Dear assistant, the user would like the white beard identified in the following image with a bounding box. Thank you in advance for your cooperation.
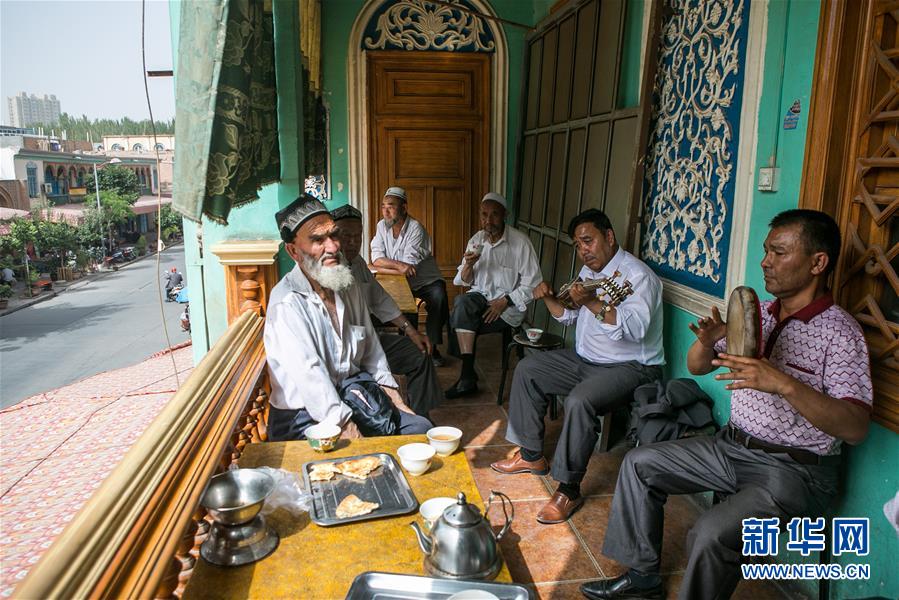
[302,252,354,292]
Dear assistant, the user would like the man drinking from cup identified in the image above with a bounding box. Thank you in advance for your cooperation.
[444,192,542,399]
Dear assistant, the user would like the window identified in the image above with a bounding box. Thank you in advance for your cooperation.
[26,163,38,197]
[133,143,144,151]
[111,143,124,151]
[154,143,165,151]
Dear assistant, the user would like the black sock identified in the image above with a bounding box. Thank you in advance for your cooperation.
[627,568,661,587]
[520,447,543,462]
[557,482,581,500]
[460,353,476,380]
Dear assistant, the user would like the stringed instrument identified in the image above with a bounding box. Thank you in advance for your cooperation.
[556,270,634,310]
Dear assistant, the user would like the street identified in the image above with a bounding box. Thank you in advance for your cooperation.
[0,247,190,408]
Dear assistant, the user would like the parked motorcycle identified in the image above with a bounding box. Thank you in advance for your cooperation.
[122,247,137,261]
[166,284,183,303]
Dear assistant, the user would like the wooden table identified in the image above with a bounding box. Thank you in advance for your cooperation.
[374,272,418,314]
[183,436,511,599]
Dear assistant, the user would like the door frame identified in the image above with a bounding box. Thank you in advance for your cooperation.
[346,0,509,257]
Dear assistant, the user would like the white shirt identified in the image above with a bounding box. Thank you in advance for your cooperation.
[452,225,541,327]
[349,255,402,324]
[264,264,397,426]
[370,217,443,290]
[555,248,665,366]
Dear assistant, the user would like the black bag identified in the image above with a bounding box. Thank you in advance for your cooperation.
[627,379,716,446]
[339,372,401,436]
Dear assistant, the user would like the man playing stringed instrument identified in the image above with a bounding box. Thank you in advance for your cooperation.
[492,208,664,524]
[584,209,872,600]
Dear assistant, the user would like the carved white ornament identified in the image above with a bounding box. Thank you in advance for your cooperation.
[364,0,495,52]
[642,0,745,285]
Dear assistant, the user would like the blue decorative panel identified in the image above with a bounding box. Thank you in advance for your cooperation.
[363,0,495,53]
[641,0,751,297]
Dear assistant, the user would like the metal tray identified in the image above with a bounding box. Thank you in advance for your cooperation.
[301,453,418,527]
[345,572,533,600]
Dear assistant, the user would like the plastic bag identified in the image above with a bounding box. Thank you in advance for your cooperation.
[228,465,313,516]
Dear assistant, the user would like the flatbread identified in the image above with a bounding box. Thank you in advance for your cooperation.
[309,463,340,482]
[335,494,380,519]
[337,456,382,480]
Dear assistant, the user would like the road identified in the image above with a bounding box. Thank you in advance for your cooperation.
[0,247,190,408]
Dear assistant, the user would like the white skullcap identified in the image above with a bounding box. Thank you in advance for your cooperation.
[384,186,407,202]
[481,192,507,210]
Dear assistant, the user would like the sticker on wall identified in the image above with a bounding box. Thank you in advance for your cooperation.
[783,99,801,130]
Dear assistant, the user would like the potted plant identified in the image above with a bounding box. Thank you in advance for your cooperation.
[0,283,12,309]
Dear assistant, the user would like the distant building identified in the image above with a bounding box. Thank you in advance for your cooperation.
[7,92,61,128]
[102,134,175,153]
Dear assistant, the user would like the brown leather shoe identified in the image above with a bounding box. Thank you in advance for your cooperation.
[490,449,549,476]
[536,490,584,524]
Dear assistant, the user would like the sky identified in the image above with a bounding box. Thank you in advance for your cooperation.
[0,0,175,124]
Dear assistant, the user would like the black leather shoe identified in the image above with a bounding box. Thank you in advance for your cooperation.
[444,378,478,399]
[431,348,446,367]
[580,573,663,600]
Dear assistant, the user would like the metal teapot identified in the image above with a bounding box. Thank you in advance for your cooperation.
[410,491,513,580]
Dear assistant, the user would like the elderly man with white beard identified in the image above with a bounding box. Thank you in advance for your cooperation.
[264,194,433,441]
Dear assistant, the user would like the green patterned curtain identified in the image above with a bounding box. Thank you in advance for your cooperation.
[174,0,280,225]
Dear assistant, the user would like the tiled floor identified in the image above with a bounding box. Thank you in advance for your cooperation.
[431,334,806,600]
[0,344,193,598]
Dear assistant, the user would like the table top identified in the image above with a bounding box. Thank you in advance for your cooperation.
[374,272,418,314]
[183,436,510,599]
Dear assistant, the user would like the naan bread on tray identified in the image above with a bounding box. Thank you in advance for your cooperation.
[337,456,382,480]
[336,494,380,519]
[309,463,341,482]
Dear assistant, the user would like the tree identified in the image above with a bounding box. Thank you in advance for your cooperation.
[35,221,79,269]
[159,205,183,241]
[29,113,174,140]
[79,191,134,253]
[85,165,140,201]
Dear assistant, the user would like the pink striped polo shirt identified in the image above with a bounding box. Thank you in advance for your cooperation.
[715,293,872,455]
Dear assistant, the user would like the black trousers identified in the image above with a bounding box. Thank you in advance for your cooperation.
[601,431,838,599]
[450,291,511,336]
[378,333,442,416]
[411,278,449,346]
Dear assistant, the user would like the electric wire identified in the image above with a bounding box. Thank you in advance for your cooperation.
[141,0,181,389]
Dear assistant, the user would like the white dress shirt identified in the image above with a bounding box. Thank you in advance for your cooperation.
[453,225,541,327]
[264,264,397,426]
[555,248,665,366]
[349,255,402,324]
[370,217,443,290]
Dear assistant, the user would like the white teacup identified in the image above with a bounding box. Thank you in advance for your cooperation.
[466,242,483,257]
[397,442,436,476]
[419,496,455,531]
[426,426,462,456]
[525,328,543,343]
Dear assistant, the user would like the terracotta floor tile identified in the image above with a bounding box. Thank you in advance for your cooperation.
[429,403,509,447]
[487,499,600,585]
[535,581,594,599]
[570,495,701,576]
[574,444,629,498]
[465,446,551,502]
[58,393,172,453]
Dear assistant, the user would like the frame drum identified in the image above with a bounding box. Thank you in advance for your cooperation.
[725,286,762,358]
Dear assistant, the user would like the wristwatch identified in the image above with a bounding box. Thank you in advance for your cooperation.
[400,321,411,332]
[503,294,514,307]
[594,301,613,320]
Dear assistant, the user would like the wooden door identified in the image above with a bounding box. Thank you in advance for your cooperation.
[367,51,490,298]
[801,0,899,433]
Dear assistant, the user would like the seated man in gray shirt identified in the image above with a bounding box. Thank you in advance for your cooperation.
[263,194,432,441]
[370,186,449,367]
[331,204,442,417]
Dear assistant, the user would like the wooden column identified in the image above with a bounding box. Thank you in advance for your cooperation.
[210,240,281,325]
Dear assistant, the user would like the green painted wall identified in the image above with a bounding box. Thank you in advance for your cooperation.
[321,0,555,211]
[661,2,898,596]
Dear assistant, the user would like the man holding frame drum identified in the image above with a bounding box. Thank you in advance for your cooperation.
[583,209,872,600]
